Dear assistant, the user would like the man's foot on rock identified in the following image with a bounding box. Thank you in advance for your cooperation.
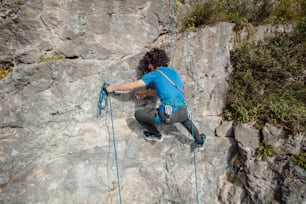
[143,131,163,142]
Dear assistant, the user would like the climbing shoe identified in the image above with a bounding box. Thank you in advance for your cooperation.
[143,131,163,142]
[197,134,206,151]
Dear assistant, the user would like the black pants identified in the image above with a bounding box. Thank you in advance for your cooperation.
[134,105,202,142]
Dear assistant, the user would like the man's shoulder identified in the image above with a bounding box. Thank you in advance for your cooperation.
[159,67,179,75]
[141,70,159,84]
[159,66,172,70]
[157,67,175,73]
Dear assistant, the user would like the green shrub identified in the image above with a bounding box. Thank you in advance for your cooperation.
[268,0,299,23]
[182,1,220,29]
[232,104,258,123]
[180,0,305,30]
[222,0,274,23]
[256,143,276,160]
[224,18,306,134]
[269,97,289,123]
[291,152,306,170]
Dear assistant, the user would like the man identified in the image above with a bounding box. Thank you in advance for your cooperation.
[106,48,206,150]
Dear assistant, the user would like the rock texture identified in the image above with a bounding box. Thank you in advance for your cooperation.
[0,1,305,204]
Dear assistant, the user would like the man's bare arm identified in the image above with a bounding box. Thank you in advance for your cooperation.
[106,80,146,92]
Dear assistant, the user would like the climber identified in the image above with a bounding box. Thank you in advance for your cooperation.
[105,48,206,150]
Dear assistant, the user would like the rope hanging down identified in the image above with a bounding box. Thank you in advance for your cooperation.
[97,1,200,203]
[168,1,200,203]
[168,0,176,66]
[191,114,200,204]
[98,82,122,204]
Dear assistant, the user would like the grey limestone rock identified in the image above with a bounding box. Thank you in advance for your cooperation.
[0,1,305,204]
[215,120,234,137]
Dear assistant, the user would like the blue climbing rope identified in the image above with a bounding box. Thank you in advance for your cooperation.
[168,0,201,202]
[168,0,176,66]
[191,116,200,204]
[98,82,123,204]
[98,83,109,116]
[108,94,123,204]
[98,82,121,115]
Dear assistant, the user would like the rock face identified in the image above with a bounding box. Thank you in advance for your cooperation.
[0,1,305,204]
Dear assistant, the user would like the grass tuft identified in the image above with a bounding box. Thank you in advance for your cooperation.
[0,66,13,79]
[181,0,305,31]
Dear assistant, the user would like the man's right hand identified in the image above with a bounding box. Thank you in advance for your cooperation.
[134,91,147,99]
[105,86,114,93]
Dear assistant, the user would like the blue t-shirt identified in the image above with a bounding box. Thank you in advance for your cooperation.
[141,67,184,101]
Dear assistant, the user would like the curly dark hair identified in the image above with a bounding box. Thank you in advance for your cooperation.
[144,48,169,68]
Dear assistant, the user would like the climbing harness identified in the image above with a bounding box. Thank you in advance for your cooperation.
[156,69,184,124]
[98,82,123,204]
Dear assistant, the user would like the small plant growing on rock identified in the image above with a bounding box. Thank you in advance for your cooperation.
[256,143,276,160]
[38,52,66,63]
[269,97,289,123]
[0,66,13,79]
[182,1,219,30]
[291,152,306,170]
[110,180,118,191]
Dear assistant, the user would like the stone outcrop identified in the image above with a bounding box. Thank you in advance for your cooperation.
[0,0,305,204]
[216,122,306,204]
